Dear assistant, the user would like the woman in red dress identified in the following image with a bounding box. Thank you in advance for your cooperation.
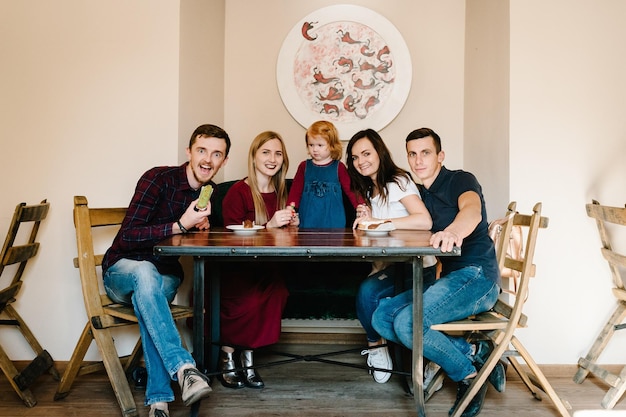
[218,131,298,389]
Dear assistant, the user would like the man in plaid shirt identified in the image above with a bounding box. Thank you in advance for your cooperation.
[102,124,230,417]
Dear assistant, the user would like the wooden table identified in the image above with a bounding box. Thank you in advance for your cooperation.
[154,227,459,417]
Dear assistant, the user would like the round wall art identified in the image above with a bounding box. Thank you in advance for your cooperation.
[276,4,412,140]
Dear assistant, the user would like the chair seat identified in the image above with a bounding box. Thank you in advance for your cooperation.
[431,299,529,332]
[431,311,510,332]
[99,303,194,328]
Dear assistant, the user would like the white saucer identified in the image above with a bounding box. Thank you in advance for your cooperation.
[358,221,395,236]
[226,225,264,235]
[364,229,392,237]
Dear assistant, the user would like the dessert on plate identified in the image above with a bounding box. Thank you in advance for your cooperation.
[357,219,395,231]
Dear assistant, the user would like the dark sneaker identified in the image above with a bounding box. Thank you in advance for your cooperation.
[473,340,506,393]
[449,378,488,417]
[179,367,212,406]
[131,366,147,391]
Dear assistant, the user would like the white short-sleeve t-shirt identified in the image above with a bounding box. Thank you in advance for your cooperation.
[370,175,437,268]
[370,175,420,219]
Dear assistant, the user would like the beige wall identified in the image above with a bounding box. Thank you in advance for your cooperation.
[222,0,466,180]
[179,0,226,170]
[510,0,626,363]
[1,1,182,359]
[464,0,510,219]
[1,0,626,367]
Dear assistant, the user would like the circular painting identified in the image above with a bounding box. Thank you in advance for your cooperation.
[277,5,412,140]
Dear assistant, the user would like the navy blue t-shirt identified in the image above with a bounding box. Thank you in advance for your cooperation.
[417,166,500,286]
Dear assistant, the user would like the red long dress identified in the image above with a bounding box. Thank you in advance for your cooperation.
[219,180,289,349]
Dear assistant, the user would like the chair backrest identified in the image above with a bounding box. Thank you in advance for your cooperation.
[490,201,518,277]
[586,199,626,291]
[73,196,128,321]
[0,200,49,289]
[495,202,549,325]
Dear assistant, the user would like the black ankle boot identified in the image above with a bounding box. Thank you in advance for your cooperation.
[240,350,264,389]
[218,350,245,389]
[449,378,488,417]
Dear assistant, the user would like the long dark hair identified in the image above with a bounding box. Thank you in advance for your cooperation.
[345,129,412,205]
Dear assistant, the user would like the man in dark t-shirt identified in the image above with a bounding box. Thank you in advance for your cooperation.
[372,128,504,417]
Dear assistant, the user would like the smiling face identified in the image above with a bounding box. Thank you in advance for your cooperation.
[350,137,380,180]
[406,135,444,188]
[185,135,228,189]
[254,138,284,179]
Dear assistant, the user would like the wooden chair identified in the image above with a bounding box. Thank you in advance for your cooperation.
[54,196,194,417]
[573,200,626,409]
[427,202,570,417]
[0,199,59,407]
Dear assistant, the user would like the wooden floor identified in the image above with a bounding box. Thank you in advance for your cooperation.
[2,344,626,417]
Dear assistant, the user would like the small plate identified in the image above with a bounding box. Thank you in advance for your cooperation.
[364,229,392,237]
[226,225,264,235]
[358,221,395,236]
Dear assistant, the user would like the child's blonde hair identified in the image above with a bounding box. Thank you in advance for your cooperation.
[306,120,343,160]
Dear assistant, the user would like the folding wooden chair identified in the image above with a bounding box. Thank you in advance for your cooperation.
[573,200,626,409]
[0,199,59,407]
[427,202,570,417]
[54,196,194,417]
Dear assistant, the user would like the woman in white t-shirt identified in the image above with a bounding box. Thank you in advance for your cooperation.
[346,128,437,384]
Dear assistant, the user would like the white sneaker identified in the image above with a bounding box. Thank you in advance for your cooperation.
[424,361,443,392]
[361,340,392,383]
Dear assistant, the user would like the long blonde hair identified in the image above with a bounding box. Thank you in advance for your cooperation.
[247,131,289,224]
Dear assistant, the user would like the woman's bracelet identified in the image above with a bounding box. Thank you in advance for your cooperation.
[177,219,189,234]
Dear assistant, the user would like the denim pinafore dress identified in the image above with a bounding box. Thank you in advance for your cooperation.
[298,160,346,228]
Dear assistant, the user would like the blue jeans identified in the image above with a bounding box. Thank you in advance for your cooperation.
[104,259,195,405]
[356,264,437,343]
[371,265,499,382]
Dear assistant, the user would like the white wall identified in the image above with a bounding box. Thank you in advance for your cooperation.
[1,0,625,367]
